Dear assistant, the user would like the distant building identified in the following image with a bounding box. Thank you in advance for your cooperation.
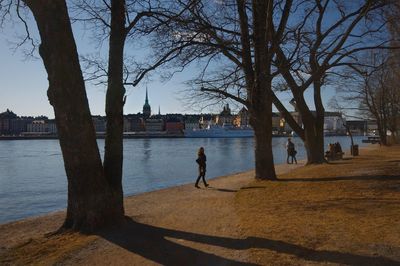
[124,114,145,132]
[165,117,184,133]
[366,120,378,135]
[236,107,250,127]
[0,109,17,135]
[132,117,146,132]
[216,104,234,126]
[279,111,346,135]
[324,112,346,135]
[27,120,48,133]
[184,115,201,130]
[145,118,164,132]
[123,117,132,132]
[10,117,33,135]
[271,113,281,132]
[92,116,106,133]
[198,114,213,128]
[47,119,57,134]
[346,120,367,135]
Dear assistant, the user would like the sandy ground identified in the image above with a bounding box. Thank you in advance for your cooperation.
[0,144,399,265]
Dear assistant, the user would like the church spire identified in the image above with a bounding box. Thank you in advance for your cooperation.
[143,87,151,119]
[158,105,161,115]
[145,87,149,105]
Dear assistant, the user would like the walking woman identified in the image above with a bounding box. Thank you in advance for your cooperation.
[286,138,298,164]
[195,147,209,188]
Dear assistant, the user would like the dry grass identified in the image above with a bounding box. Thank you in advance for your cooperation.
[236,145,400,265]
[1,232,95,265]
[1,145,399,265]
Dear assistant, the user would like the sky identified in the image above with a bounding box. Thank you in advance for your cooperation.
[0,30,195,118]
[0,34,336,119]
[0,4,338,119]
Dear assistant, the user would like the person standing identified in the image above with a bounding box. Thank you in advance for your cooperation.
[195,147,209,188]
[286,138,297,164]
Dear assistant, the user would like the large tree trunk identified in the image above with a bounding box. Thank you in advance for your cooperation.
[24,0,124,231]
[377,123,388,146]
[250,0,276,180]
[303,119,326,164]
[103,0,126,217]
[305,79,326,164]
[250,104,276,180]
[280,92,326,164]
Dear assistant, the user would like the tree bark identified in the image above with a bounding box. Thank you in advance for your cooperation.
[23,0,124,231]
[377,121,388,146]
[307,79,326,164]
[278,89,326,164]
[103,0,126,216]
[249,0,276,180]
[250,100,276,180]
[303,119,326,164]
[275,48,327,164]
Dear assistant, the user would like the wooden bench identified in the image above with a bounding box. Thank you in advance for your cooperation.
[325,151,344,161]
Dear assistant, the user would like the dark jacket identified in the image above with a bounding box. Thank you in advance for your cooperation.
[196,154,207,167]
[287,141,296,156]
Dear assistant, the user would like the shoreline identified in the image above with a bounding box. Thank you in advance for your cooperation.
[0,142,376,226]
[0,158,305,226]
[0,159,306,260]
[0,133,354,140]
[1,144,399,265]
[0,160,304,227]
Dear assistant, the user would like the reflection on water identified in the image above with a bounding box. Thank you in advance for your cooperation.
[142,139,151,163]
[0,136,366,224]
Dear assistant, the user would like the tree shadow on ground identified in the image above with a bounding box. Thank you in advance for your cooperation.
[98,218,399,265]
[208,186,238,193]
[327,157,353,163]
[279,175,400,182]
[240,186,267,190]
[196,186,268,193]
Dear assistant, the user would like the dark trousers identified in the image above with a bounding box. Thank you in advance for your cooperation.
[287,151,297,164]
[195,166,208,186]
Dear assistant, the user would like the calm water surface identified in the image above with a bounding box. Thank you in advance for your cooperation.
[0,136,366,224]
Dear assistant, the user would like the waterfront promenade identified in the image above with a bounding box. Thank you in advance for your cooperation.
[1,145,399,265]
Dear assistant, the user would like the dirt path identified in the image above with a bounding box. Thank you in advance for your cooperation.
[1,145,399,265]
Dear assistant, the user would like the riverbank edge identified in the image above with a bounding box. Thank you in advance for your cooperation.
[0,145,396,265]
[0,134,302,140]
[0,154,311,227]
[1,144,377,228]
[0,164,298,227]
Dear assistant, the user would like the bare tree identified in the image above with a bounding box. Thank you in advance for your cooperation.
[74,0,283,180]
[337,51,400,145]
[8,0,196,231]
[143,0,397,166]
[334,2,400,146]
[135,0,305,180]
[66,1,208,218]
[1,0,212,231]
[8,0,126,231]
[270,0,398,163]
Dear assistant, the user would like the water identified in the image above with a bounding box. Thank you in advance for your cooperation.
[0,136,366,224]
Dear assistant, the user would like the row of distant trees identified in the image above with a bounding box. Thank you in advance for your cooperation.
[0,0,399,231]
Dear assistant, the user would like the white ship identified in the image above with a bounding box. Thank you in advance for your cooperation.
[184,124,254,138]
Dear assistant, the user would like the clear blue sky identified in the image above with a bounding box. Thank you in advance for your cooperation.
[0,7,337,119]
[0,30,195,118]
